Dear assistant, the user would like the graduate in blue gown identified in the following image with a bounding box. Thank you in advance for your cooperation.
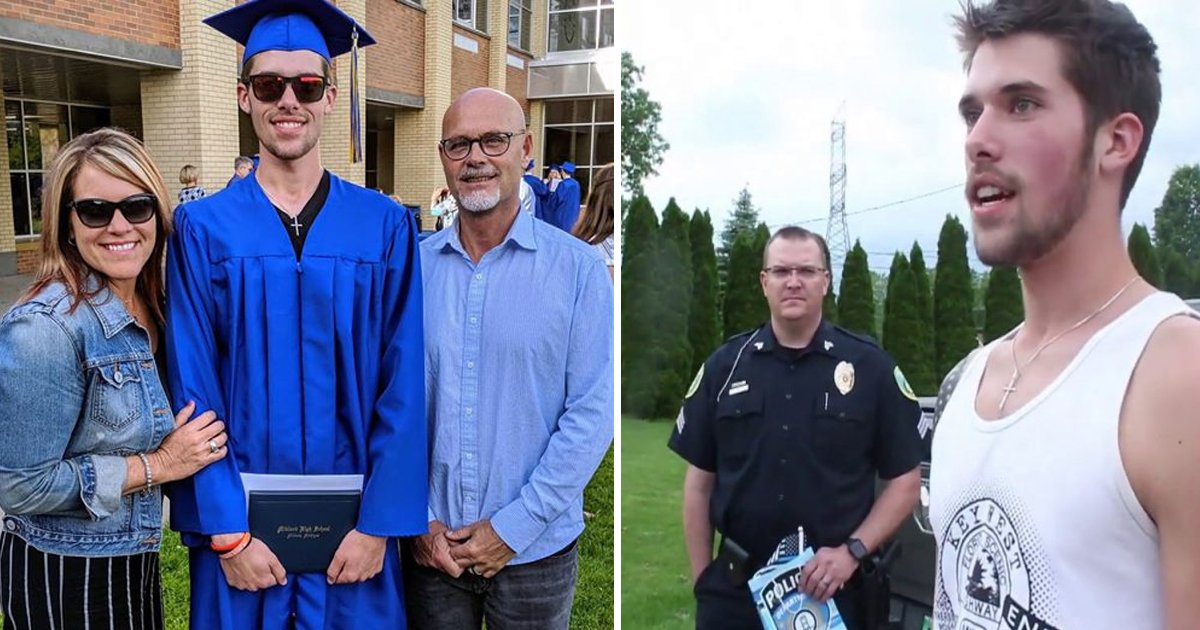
[164,1,426,628]
[549,161,582,232]
[522,159,552,223]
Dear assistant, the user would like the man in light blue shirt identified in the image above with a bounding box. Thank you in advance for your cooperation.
[406,87,613,629]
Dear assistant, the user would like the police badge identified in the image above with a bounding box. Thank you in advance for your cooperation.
[833,361,855,396]
[748,529,847,630]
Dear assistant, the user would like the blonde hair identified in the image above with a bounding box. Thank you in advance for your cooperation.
[179,164,199,185]
[572,163,614,246]
[23,127,174,324]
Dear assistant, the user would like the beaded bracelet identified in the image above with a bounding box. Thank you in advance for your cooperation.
[136,453,153,493]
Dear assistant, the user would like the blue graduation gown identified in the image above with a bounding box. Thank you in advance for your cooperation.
[523,173,551,223]
[165,174,427,630]
[550,177,582,232]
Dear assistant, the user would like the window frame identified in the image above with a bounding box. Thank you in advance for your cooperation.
[547,0,614,53]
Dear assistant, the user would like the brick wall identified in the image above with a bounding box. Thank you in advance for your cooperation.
[0,0,179,49]
[365,0,424,98]
[320,0,367,185]
[450,25,489,102]
[15,242,37,274]
[140,0,240,201]
[394,0,451,227]
[0,60,14,258]
[506,50,531,119]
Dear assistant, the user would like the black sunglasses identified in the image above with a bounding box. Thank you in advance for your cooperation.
[67,194,158,229]
[245,74,329,104]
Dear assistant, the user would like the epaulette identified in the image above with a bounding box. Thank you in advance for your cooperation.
[833,324,881,348]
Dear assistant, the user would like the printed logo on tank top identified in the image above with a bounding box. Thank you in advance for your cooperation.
[938,498,1060,630]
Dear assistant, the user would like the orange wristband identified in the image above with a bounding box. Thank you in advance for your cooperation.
[210,532,250,553]
[219,535,252,560]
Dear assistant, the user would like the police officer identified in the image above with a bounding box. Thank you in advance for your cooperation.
[669,226,923,629]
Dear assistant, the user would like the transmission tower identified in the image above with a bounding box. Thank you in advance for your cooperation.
[826,104,850,281]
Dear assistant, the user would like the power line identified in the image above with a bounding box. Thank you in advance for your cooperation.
[769,182,964,229]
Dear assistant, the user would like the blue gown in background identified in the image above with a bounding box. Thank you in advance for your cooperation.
[523,173,551,223]
[165,173,427,630]
[550,177,582,233]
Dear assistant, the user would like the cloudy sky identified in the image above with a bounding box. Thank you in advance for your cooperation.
[622,1,1200,275]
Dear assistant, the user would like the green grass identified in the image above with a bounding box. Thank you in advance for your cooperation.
[620,416,695,629]
[3,452,614,629]
[574,446,615,629]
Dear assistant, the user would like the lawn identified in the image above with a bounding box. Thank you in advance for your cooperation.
[620,416,696,629]
[3,450,615,629]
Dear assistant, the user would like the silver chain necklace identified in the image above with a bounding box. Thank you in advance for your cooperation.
[998,276,1139,413]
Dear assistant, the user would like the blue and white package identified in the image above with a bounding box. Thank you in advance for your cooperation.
[748,538,846,630]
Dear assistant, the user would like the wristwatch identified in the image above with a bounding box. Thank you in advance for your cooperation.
[846,538,869,563]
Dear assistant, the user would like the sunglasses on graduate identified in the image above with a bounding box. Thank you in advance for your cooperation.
[244,74,329,103]
[66,194,158,229]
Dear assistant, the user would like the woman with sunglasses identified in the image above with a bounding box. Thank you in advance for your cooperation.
[0,128,229,629]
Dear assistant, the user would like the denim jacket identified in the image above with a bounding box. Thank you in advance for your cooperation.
[0,278,175,556]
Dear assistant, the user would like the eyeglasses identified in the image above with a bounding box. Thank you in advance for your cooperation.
[244,74,329,104]
[67,194,158,229]
[763,265,827,281]
[438,131,527,161]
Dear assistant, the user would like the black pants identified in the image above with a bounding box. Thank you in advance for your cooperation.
[693,558,869,630]
[401,540,579,630]
[0,532,163,630]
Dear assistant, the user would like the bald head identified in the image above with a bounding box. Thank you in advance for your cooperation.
[443,88,526,135]
[438,87,532,216]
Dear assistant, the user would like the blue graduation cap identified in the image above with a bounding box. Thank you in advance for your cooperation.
[525,159,535,171]
[560,161,576,174]
[204,0,376,163]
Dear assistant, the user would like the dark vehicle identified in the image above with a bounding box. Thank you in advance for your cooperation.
[884,396,936,630]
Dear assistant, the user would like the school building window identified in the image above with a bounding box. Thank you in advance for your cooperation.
[454,0,488,32]
[548,0,614,53]
[7,99,110,238]
[508,0,533,51]
[542,97,613,193]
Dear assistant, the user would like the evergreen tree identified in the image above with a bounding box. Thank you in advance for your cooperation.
[886,263,927,399]
[934,215,977,383]
[1151,164,1200,262]
[718,187,760,271]
[619,196,660,416]
[722,228,768,336]
[908,242,936,395]
[837,240,876,339]
[1127,223,1162,288]
[651,199,694,417]
[883,254,907,352]
[882,253,906,350]
[688,209,721,376]
[1158,246,1191,296]
[621,52,670,200]
[983,266,1024,343]
[823,289,839,324]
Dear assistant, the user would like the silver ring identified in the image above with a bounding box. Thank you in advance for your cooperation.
[208,439,219,454]
[820,577,832,585]
[467,567,480,576]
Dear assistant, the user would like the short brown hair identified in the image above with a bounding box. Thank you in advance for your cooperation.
[179,164,199,185]
[763,226,831,271]
[954,0,1161,209]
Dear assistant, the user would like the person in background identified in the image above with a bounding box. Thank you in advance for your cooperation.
[179,164,208,205]
[227,155,254,187]
[431,186,457,230]
[548,161,582,233]
[523,159,551,222]
[572,162,614,278]
[0,127,227,630]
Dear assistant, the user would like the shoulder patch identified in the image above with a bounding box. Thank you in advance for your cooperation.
[894,366,918,401]
[685,364,704,399]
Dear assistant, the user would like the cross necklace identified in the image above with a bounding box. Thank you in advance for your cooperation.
[289,214,302,236]
[998,276,1139,413]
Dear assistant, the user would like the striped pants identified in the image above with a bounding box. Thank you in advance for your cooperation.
[0,532,163,630]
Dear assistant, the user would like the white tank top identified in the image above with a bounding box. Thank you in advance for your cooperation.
[929,291,1193,630]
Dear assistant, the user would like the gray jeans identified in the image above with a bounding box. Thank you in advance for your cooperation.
[402,540,579,630]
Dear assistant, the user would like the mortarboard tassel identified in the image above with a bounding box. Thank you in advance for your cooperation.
[350,26,362,164]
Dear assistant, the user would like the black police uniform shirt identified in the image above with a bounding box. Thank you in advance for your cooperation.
[668,318,923,566]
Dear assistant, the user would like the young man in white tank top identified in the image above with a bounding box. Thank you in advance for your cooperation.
[929,2,1200,629]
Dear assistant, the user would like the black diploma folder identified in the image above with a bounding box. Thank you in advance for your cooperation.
[248,490,361,574]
